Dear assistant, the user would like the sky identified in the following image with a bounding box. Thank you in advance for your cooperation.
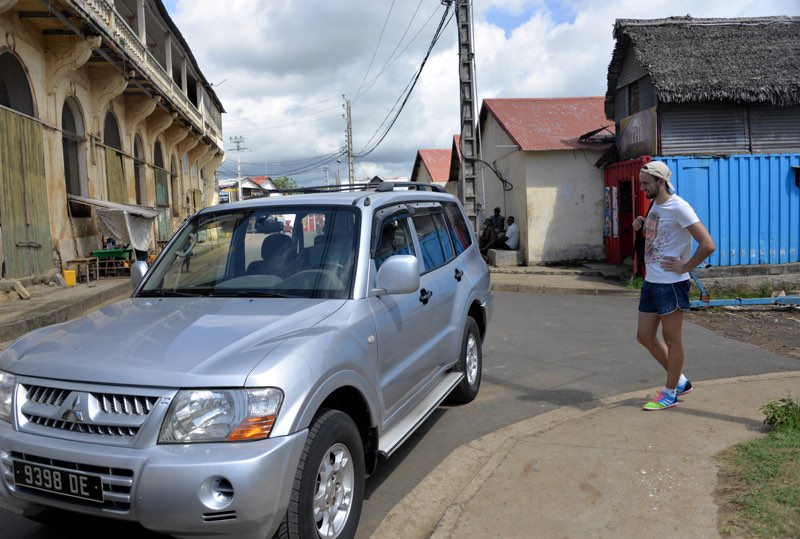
[163,0,800,185]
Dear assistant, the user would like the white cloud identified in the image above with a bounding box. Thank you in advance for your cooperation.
[169,0,800,183]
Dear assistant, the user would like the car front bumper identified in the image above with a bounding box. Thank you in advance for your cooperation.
[0,423,307,538]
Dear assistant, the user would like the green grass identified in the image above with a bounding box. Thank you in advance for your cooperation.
[716,396,800,537]
[689,282,774,300]
[626,277,774,299]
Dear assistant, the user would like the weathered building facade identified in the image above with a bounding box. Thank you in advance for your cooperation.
[0,0,223,279]
[605,16,800,268]
[477,97,613,264]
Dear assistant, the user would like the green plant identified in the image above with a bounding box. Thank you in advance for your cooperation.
[761,396,800,431]
[626,276,643,290]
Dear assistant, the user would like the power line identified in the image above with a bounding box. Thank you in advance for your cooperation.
[356,4,454,159]
[353,0,396,102]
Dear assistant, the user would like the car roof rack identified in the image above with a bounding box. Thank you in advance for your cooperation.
[266,182,445,195]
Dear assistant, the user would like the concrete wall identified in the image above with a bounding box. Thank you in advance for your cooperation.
[479,115,607,265]
[522,151,606,263]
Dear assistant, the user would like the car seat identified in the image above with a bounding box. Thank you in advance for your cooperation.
[246,234,295,277]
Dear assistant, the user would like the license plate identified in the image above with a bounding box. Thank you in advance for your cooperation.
[13,461,104,503]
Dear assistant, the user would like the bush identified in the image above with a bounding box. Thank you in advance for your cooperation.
[761,396,800,431]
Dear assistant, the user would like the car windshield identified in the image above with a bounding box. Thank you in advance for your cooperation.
[138,205,359,299]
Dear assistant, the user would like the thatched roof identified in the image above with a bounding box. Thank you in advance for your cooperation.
[605,16,800,119]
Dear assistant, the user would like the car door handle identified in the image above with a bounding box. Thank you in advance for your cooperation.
[419,288,433,305]
[454,268,463,282]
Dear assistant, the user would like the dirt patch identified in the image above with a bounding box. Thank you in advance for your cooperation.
[686,305,800,361]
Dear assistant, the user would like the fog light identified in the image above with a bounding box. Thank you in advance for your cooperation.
[199,476,234,510]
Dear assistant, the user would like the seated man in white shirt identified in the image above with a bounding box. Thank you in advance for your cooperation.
[495,216,519,250]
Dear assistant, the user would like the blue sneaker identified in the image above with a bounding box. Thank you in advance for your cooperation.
[677,379,693,396]
[643,390,677,411]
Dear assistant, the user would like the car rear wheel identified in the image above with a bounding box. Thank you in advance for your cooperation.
[275,409,364,539]
[446,316,482,404]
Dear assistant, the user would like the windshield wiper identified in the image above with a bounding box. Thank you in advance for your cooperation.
[137,289,204,298]
[209,290,289,298]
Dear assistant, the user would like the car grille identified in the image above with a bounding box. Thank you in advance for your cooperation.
[18,383,165,444]
[2,451,134,511]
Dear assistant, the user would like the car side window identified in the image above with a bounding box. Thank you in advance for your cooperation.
[374,217,415,271]
[443,201,472,255]
[411,209,455,273]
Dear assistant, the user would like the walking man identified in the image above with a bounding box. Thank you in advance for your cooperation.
[633,161,715,411]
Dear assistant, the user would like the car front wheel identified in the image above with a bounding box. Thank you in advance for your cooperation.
[276,409,364,539]
[446,316,482,404]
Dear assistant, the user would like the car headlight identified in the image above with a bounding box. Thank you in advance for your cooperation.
[0,371,16,423]
[159,388,283,443]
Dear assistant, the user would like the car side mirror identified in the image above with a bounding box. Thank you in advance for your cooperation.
[130,260,149,289]
[371,255,419,296]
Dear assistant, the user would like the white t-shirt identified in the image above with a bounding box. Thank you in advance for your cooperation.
[504,222,519,249]
[644,195,699,284]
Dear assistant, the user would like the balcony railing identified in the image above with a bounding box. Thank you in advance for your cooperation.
[75,0,223,149]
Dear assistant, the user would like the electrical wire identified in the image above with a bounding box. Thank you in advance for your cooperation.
[353,0,396,102]
[356,3,454,159]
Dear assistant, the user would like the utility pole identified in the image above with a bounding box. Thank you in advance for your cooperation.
[229,135,247,201]
[344,98,354,185]
[451,0,478,228]
[229,136,247,179]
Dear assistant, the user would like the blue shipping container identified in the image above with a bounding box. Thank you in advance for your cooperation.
[656,154,800,267]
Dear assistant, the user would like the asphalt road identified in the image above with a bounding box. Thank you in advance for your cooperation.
[2,291,799,538]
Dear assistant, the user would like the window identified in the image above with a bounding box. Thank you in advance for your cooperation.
[412,209,455,273]
[62,98,89,217]
[443,202,472,255]
[374,218,415,271]
[134,134,146,205]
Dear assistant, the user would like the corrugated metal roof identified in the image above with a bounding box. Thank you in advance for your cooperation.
[481,97,614,152]
[418,149,452,183]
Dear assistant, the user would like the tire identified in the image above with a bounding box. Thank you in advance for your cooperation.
[446,317,482,404]
[275,409,364,539]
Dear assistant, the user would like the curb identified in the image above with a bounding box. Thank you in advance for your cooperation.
[0,281,131,344]
[373,371,800,539]
[491,282,640,296]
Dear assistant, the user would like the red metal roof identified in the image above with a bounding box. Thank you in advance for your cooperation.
[417,149,452,183]
[481,97,613,152]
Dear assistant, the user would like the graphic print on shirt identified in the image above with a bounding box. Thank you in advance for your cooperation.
[644,212,664,266]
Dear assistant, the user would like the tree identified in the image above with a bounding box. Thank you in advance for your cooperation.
[273,176,297,191]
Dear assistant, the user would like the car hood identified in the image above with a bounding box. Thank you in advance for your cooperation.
[0,297,345,387]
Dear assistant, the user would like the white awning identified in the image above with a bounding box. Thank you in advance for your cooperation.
[68,195,162,251]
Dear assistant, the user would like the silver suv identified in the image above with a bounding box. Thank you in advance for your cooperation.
[0,183,492,538]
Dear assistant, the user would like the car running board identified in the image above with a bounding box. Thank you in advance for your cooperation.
[378,372,464,457]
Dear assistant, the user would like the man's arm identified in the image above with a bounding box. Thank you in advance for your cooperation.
[661,221,716,274]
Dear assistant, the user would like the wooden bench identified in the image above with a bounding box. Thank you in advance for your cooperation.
[488,249,525,267]
[65,257,100,283]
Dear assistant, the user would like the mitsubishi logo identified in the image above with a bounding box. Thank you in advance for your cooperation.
[61,394,85,423]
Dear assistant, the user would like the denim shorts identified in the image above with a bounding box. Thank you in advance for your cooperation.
[638,280,691,315]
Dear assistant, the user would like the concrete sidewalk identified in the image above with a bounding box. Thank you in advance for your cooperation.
[0,277,131,345]
[374,372,800,538]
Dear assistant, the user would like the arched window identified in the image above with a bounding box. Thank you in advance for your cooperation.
[0,52,35,116]
[133,134,146,205]
[103,110,126,203]
[62,98,89,217]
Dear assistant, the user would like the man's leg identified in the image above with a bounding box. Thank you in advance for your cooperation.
[636,312,668,370]
[659,309,685,390]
